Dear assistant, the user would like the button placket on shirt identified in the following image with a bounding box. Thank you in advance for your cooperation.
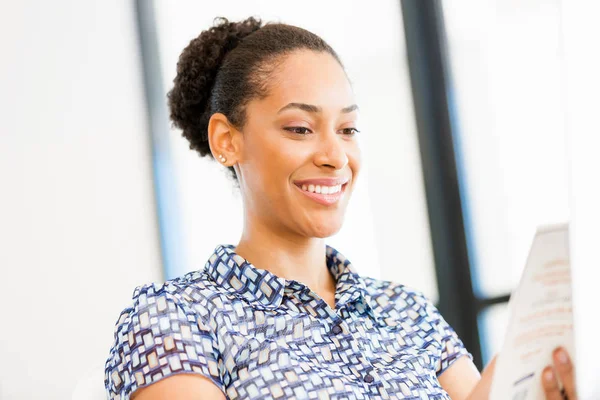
[327,304,378,386]
[346,302,380,362]
[289,280,379,387]
[351,304,384,388]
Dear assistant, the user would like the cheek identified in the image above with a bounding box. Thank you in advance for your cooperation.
[243,132,303,187]
[273,141,311,172]
[258,133,310,172]
[347,142,362,176]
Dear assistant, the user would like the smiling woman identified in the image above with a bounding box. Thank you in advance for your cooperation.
[104,16,483,400]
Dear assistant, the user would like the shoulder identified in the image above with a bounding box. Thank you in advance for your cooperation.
[361,276,472,373]
[148,268,233,304]
[360,276,449,333]
[111,269,233,333]
[362,276,436,314]
[105,271,228,398]
[105,270,224,359]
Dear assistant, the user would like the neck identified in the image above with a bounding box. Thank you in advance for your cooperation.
[235,217,335,295]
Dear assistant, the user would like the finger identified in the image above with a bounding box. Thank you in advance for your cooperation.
[541,367,563,400]
[553,348,577,399]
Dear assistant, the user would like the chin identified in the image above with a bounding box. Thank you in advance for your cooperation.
[305,219,344,238]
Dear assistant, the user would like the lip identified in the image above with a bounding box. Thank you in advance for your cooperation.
[293,177,349,186]
[293,177,350,206]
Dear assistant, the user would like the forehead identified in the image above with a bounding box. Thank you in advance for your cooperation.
[262,50,355,111]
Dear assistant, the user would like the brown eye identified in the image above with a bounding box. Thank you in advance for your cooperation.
[340,128,360,136]
[284,127,312,135]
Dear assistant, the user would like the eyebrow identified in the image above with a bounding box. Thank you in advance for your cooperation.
[277,102,359,114]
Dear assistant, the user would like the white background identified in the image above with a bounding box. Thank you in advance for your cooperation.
[0,1,162,399]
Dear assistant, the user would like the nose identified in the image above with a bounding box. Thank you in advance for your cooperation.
[313,130,349,170]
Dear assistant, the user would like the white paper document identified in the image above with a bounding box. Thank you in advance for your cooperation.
[490,223,575,400]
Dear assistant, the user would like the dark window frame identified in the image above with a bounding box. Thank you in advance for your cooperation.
[401,0,511,369]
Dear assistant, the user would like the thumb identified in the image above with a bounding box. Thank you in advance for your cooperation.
[468,356,498,400]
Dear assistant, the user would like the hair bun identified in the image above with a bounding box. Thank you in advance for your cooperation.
[168,17,262,157]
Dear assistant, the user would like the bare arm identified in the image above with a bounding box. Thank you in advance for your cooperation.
[440,347,577,400]
[438,356,485,400]
[131,374,226,400]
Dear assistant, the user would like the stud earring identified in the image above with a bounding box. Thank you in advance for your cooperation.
[218,154,227,163]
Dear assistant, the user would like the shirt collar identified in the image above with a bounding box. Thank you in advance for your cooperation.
[204,244,377,316]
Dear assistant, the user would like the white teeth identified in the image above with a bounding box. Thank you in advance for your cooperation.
[300,184,343,194]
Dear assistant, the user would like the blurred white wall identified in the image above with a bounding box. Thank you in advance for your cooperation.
[0,1,162,399]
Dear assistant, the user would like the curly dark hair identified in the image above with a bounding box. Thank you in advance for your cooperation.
[167,17,342,179]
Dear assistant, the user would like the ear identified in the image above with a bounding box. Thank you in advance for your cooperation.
[207,113,242,166]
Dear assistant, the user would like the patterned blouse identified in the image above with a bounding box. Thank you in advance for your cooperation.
[105,245,471,399]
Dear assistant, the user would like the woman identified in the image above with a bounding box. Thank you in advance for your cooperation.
[105,17,577,400]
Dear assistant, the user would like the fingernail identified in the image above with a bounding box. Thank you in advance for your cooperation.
[544,369,555,382]
[556,349,569,364]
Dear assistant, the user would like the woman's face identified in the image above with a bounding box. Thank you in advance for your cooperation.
[235,50,361,239]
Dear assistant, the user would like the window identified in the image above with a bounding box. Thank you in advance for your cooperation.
[442,0,569,362]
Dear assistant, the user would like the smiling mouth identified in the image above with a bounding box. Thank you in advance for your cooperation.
[293,179,349,206]
[299,183,343,195]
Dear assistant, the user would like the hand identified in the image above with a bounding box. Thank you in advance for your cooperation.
[541,347,577,399]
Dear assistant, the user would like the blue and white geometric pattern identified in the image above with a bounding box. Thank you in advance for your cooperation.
[105,245,471,399]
